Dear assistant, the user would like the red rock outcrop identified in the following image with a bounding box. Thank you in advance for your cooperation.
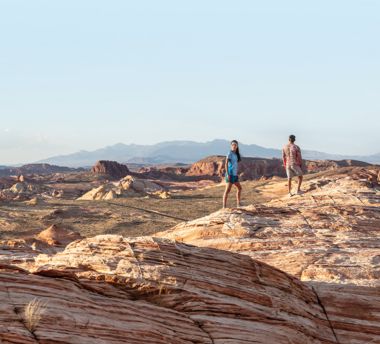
[185,156,285,180]
[0,177,15,190]
[138,166,190,180]
[186,155,373,181]
[91,160,130,179]
[305,159,370,173]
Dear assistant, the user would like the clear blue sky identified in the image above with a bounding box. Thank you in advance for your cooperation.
[0,0,379,164]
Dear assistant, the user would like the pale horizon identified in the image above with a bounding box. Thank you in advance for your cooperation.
[1,0,379,164]
[2,138,379,166]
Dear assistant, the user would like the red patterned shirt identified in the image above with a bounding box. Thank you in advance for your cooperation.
[282,143,302,167]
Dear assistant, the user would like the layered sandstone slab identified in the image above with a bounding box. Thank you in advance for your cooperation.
[311,282,380,344]
[155,167,380,343]
[0,267,210,344]
[1,235,339,344]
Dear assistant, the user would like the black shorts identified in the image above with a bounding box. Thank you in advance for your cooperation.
[225,175,239,183]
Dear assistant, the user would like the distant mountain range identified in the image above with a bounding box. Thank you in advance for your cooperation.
[36,139,380,167]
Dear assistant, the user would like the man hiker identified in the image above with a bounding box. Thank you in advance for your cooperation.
[282,134,303,197]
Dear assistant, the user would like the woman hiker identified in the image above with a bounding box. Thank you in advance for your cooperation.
[223,140,242,208]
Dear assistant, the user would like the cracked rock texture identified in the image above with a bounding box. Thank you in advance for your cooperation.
[158,167,380,343]
[159,167,380,286]
[1,236,339,343]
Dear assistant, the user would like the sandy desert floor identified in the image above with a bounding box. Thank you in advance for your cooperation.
[0,171,327,240]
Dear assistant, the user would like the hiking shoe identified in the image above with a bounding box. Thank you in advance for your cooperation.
[297,190,304,195]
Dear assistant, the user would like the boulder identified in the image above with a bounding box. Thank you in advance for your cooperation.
[78,176,165,201]
[77,185,110,200]
[23,197,39,206]
[36,224,83,246]
[119,175,163,193]
[10,182,26,193]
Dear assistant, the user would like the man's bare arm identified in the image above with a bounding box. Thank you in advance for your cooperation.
[282,149,287,168]
[298,147,303,167]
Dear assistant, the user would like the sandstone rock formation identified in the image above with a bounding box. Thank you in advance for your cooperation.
[1,166,379,343]
[186,155,373,181]
[0,235,347,343]
[305,159,370,173]
[119,175,163,193]
[0,181,42,202]
[37,224,83,247]
[311,282,380,344]
[78,175,167,200]
[138,165,190,179]
[23,197,39,206]
[91,160,130,179]
[77,184,117,200]
[186,156,285,180]
[158,167,380,287]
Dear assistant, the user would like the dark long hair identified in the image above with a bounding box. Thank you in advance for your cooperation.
[231,140,241,162]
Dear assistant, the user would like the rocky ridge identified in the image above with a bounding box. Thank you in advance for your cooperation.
[186,155,372,181]
[0,164,83,178]
[158,167,380,286]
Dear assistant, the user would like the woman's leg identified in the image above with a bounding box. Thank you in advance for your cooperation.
[235,182,242,207]
[223,183,232,208]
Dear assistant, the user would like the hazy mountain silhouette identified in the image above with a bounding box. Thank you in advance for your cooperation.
[37,139,380,167]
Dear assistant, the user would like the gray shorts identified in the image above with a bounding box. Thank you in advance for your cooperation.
[286,165,303,179]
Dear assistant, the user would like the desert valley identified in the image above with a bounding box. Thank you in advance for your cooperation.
[0,155,379,343]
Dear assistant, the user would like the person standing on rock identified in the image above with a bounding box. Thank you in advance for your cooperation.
[282,134,303,196]
[223,140,242,208]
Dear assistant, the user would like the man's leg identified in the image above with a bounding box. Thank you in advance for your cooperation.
[297,176,303,192]
[288,178,292,195]
[235,182,242,207]
[223,183,232,208]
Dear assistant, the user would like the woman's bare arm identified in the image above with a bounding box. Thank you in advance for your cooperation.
[225,157,229,179]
